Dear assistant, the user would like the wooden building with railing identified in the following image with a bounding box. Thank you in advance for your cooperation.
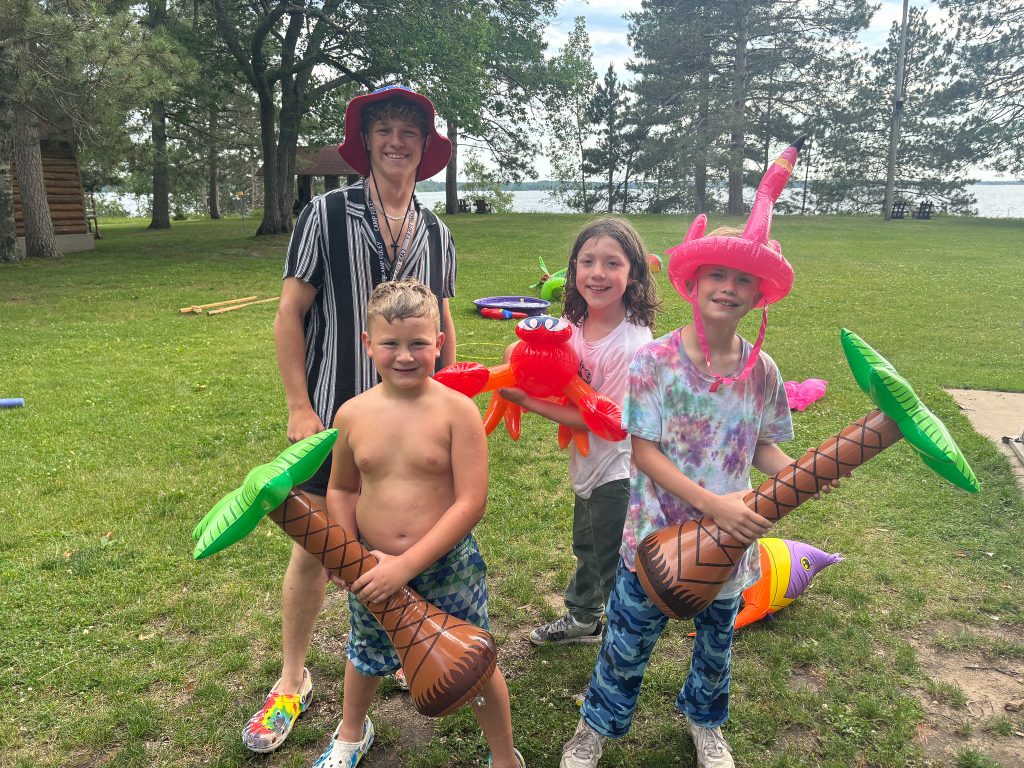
[13,124,94,255]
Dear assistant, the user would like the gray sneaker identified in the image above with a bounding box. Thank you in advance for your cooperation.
[686,717,734,768]
[530,613,601,645]
[560,718,605,768]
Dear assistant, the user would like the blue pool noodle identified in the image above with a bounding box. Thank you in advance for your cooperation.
[0,398,25,408]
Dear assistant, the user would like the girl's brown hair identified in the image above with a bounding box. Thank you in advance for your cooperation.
[562,217,660,328]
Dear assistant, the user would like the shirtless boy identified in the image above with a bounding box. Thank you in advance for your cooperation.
[316,279,524,768]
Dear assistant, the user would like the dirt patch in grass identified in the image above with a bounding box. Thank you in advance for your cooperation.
[910,622,1024,767]
[361,695,438,767]
[542,591,566,613]
[789,664,827,695]
[776,723,818,754]
[946,389,1024,495]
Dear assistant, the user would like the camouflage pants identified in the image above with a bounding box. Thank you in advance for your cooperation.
[580,560,741,738]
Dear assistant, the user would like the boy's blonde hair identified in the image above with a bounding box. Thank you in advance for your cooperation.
[366,279,440,331]
[706,226,743,237]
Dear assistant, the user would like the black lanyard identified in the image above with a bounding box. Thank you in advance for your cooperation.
[364,178,416,281]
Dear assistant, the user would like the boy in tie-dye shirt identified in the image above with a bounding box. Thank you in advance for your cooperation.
[560,140,835,768]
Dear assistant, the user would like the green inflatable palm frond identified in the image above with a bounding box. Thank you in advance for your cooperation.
[192,429,339,560]
[840,329,979,493]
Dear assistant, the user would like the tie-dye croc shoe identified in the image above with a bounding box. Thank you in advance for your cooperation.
[241,667,313,753]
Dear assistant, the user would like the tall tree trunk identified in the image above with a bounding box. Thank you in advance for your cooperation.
[728,9,748,216]
[255,90,287,235]
[445,121,459,214]
[762,87,773,172]
[0,42,17,263]
[621,159,631,214]
[147,0,170,230]
[149,100,170,229]
[577,128,587,212]
[693,53,710,213]
[208,111,220,219]
[607,160,614,213]
[12,104,60,259]
[267,76,304,235]
[0,105,20,263]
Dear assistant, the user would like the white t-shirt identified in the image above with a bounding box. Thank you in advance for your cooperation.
[567,317,654,499]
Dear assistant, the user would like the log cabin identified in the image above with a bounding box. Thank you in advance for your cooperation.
[13,128,94,255]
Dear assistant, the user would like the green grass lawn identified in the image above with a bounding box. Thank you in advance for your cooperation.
[2,213,1022,767]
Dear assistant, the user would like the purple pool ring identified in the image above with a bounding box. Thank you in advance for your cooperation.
[473,296,550,316]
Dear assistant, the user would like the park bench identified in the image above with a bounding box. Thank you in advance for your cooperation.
[473,198,492,214]
[912,201,935,220]
[458,198,471,213]
[889,201,909,219]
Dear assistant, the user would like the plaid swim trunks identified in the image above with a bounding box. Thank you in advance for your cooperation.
[347,534,490,676]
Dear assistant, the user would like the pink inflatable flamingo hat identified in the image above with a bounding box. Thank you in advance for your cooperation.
[666,136,805,391]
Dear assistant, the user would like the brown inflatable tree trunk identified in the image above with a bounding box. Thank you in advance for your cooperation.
[636,410,904,620]
[270,491,497,716]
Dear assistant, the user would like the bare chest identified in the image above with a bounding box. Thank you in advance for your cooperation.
[349,415,451,479]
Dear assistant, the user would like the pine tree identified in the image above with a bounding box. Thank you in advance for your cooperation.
[545,16,599,213]
[811,8,979,214]
[939,0,1024,175]
[628,0,870,213]
[584,65,632,213]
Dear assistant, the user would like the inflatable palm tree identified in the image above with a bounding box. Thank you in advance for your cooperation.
[636,330,979,620]
[191,431,497,717]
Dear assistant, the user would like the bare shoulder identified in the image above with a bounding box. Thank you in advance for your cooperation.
[430,381,483,430]
[332,387,380,428]
[436,381,480,413]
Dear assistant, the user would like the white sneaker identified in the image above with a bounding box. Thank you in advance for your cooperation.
[560,718,605,768]
[686,717,734,768]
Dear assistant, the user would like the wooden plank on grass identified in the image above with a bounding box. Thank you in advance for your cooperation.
[206,296,280,315]
[179,296,258,314]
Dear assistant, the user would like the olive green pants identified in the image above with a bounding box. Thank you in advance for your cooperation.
[564,478,630,626]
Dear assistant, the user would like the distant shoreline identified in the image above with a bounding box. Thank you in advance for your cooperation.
[418,179,1024,192]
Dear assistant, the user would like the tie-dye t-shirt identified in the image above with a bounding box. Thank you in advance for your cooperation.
[620,328,794,597]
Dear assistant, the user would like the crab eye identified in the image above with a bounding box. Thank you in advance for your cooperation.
[515,315,571,343]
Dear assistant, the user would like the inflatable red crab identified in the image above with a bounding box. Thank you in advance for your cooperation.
[435,316,626,456]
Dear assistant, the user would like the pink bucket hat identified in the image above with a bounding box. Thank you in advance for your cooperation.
[338,85,452,181]
[665,136,805,391]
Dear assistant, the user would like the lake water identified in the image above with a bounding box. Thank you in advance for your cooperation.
[417,184,1024,218]
[104,183,1024,219]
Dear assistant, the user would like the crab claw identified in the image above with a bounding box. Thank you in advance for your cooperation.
[571,427,590,457]
[435,361,490,397]
[558,423,572,450]
[578,393,627,442]
[504,402,522,440]
[483,391,510,435]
